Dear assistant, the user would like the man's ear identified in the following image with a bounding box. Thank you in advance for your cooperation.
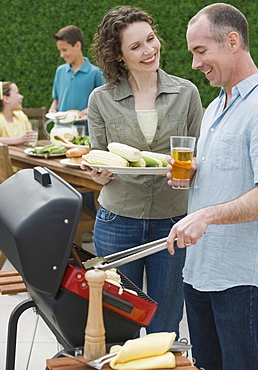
[228,31,240,52]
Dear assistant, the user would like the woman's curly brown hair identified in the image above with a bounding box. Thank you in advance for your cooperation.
[90,6,162,85]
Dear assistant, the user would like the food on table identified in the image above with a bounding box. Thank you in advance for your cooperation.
[54,135,78,148]
[69,135,90,146]
[66,146,89,157]
[54,134,90,150]
[30,143,66,158]
[65,146,89,166]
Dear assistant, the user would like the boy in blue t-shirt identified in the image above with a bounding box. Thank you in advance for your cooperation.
[49,25,105,225]
[49,25,106,134]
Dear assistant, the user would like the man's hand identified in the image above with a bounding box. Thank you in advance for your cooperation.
[167,209,209,255]
[166,155,197,186]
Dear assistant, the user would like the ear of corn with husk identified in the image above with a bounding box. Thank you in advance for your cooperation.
[141,155,162,167]
[141,151,168,167]
[129,158,146,167]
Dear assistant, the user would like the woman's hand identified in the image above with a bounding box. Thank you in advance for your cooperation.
[81,163,116,185]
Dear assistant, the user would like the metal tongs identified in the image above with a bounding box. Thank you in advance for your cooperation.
[83,237,176,271]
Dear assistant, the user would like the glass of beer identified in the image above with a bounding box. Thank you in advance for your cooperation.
[170,136,196,189]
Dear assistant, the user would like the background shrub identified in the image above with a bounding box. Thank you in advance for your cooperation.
[1,0,257,110]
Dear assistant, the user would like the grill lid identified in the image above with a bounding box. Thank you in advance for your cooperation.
[0,167,82,298]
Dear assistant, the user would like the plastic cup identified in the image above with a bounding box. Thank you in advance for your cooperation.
[27,120,39,147]
[170,136,196,189]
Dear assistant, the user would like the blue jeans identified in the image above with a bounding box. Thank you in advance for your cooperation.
[94,206,186,336]
[184,283,258,370]
[82,192,96,214]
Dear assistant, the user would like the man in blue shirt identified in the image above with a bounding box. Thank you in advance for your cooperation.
[49,25,106,134]
[167,3,258,370]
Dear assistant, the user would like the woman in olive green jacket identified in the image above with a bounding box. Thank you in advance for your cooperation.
[82,5,203,336]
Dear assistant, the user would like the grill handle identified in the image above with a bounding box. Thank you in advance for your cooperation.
[34,166,51,186]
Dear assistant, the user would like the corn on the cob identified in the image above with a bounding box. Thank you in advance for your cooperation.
[129,158,146,167]
[83,150,129,167]
[141,154,162,167]
[32,143,66,159]
[108,142,141,162]
[141,151,168,167]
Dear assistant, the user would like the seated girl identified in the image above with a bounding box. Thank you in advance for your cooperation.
[0,81,36,145]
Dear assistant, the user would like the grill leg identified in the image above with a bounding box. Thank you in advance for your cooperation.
[5,298,71,370]
[5,298,36,370]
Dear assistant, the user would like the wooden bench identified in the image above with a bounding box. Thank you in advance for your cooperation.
[0,269,27,295]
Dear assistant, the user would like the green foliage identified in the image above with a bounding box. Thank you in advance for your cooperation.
[1,0,257,109]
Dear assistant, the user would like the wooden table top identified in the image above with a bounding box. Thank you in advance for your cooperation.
[46,352,198,369]
[8,140,102,191]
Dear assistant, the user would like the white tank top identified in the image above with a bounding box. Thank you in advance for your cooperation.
[136,109,158,144]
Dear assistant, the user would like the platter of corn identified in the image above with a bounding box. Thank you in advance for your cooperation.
[82,142,169,174]
[24,143,67,159]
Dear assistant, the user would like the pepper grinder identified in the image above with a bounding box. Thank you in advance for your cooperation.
[84,268,107,360]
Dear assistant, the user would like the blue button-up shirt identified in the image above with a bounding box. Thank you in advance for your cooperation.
[183,73,258,291]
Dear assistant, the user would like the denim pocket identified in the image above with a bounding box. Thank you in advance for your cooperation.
[171,213,187,225]
[96,206,117,223]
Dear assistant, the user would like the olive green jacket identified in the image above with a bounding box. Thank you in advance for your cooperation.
[88,69,203,219]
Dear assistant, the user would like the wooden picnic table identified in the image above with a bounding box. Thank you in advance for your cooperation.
[8,140,102,191]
